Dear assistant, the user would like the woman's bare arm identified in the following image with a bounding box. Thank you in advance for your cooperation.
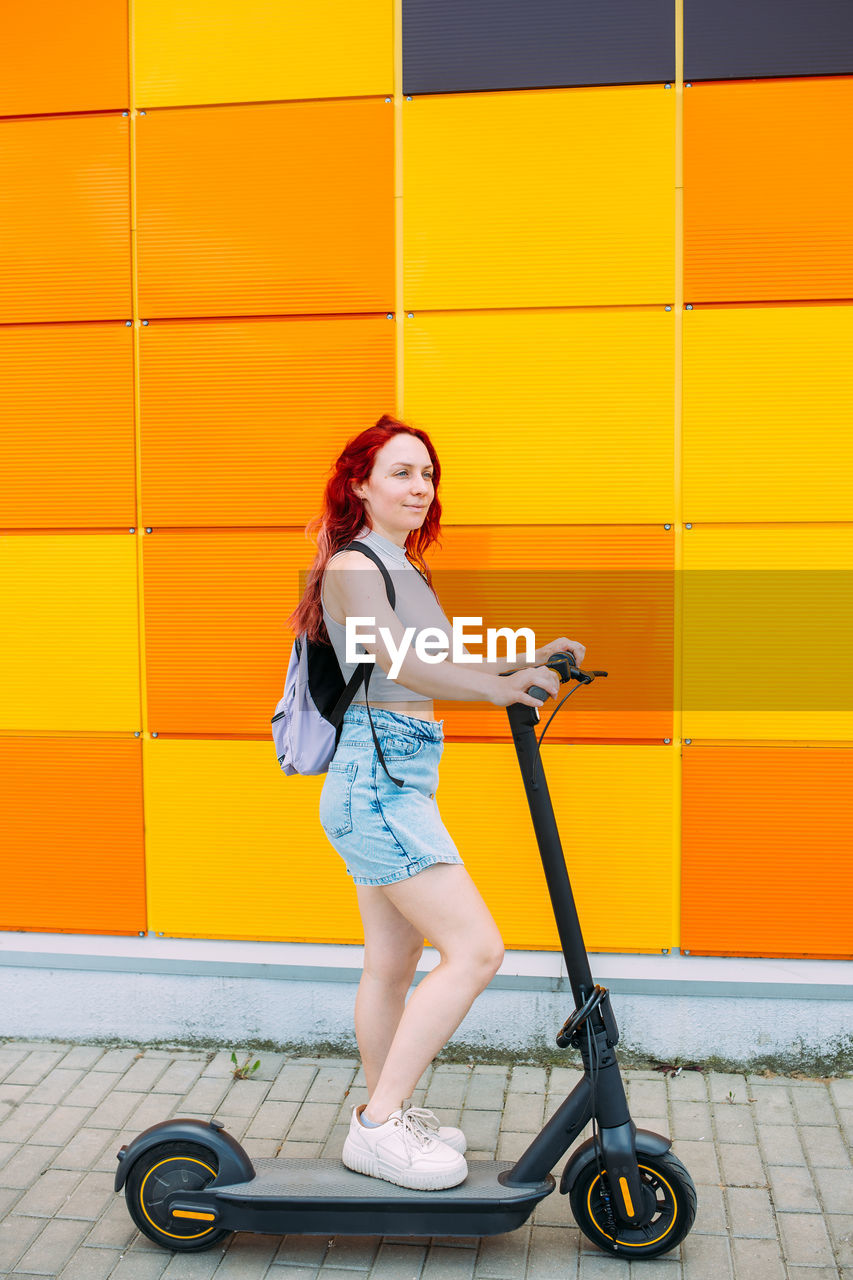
[326,554,559,707]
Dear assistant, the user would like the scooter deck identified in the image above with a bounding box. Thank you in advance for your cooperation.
[197,1158,556,1237]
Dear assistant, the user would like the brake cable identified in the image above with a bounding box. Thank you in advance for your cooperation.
[529,682,585,788]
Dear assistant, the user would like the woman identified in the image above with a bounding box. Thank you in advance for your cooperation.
[288,414,586,1191]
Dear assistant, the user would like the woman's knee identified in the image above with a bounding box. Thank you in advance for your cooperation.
[444,932,504,977]
[363,940,423,988]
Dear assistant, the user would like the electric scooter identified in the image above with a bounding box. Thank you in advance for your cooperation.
[114,653,697,1259]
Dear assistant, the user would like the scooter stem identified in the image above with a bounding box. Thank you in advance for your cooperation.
[506,700,595,1009]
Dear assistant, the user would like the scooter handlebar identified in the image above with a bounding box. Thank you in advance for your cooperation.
[527,651,608,702]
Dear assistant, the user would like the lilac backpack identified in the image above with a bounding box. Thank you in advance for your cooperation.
[271,542,404,787]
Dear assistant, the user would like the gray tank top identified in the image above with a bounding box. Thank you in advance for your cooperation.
[321,525,467,703]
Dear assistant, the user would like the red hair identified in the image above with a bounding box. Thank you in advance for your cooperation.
[287,414,444,645]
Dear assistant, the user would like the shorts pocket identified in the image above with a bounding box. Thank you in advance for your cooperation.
[320,760,357,839]
[378,733,423,760]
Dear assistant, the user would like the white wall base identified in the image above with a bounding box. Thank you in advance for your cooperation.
[1,935,850,1072]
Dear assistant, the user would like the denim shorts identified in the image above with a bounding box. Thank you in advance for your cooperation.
[318,703,465,887]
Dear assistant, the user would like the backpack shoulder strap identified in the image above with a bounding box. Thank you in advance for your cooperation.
[326,541,396,726]
[338,541,396,609]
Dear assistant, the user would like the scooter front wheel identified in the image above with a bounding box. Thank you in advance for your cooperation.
[125,1140,231,1252]
[569,1150,697,1258]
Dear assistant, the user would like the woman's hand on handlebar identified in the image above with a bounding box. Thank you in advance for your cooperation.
[536,636,586,667]
[489,666,562,708]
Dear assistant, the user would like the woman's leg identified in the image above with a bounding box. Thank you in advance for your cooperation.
[361,863,505,1124]
[353,883,426,1097]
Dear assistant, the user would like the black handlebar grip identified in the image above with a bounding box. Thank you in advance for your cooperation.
[528,686,549,702]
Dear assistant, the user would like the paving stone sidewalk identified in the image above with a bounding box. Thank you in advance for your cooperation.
[0,1041,850,1280]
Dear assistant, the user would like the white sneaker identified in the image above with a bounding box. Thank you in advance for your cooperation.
[342,1103,468,1191]
[401,1101,467,1155]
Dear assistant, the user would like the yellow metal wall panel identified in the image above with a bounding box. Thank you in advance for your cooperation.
[683,305,853,522]
[438,743,678,954]
[428,526,674,743]
[136,100,395,319]
[682,527,853,742]
[0,535,141,733]
[145,740,363,941]
[139,316,395,526]
[682,747,853,959]
[0,738,145,935]
[143,739,677,951]
[405,308,674,524]
[404,86,674,309]
[0,1,129,117]
[684,78,853,303]
[144,532,310,734]
[134,0,392,108]
[0,323,135,529]
[0,115,130,324]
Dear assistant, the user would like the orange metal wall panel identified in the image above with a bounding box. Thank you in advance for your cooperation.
[142,526,672,744]
[684,78,853,303]
[0,2,128,118]
[0,114,131,324]
[136,100,395,319]
[0,738,146,935]
[0,323,136,529]
[682,747,853,959]
[144,532,310,734]
[428,526,674,743]
[139,316,395,526]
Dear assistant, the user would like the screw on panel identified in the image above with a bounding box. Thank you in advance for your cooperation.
[129,528,135,534]
[386,313,393,320]
[407,312,414,319]
[686,83,692,88]
[661,948,670,955]
[142,319,149,325]
[385,97,391,103]
[685,304,693,311]
[125,320,132,326]
[145,527,153,533]
[406,96,413,101]
[140,110,147,115]
[138,931,145,936]
[152,732,158,738]
[122,111,128,116]
[665,305,672,311]
[684,950,691,956]
[134,731,141,737]
[685,739,692,745]
[665,84,671,90]
[664,523,671,530]
[685,523,692,529]
[664,738,671,744]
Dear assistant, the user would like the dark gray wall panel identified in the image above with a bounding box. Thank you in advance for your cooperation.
[685,0,853,80]
[402,0,675,95]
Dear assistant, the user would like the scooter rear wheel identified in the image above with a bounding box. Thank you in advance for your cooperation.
[125,1140,230,1252]
[569,1150,696,1258]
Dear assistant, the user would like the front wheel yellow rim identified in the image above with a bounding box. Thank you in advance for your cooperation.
[585,1163,679,1248]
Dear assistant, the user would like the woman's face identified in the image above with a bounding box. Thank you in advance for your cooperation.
[354,435,435,535]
